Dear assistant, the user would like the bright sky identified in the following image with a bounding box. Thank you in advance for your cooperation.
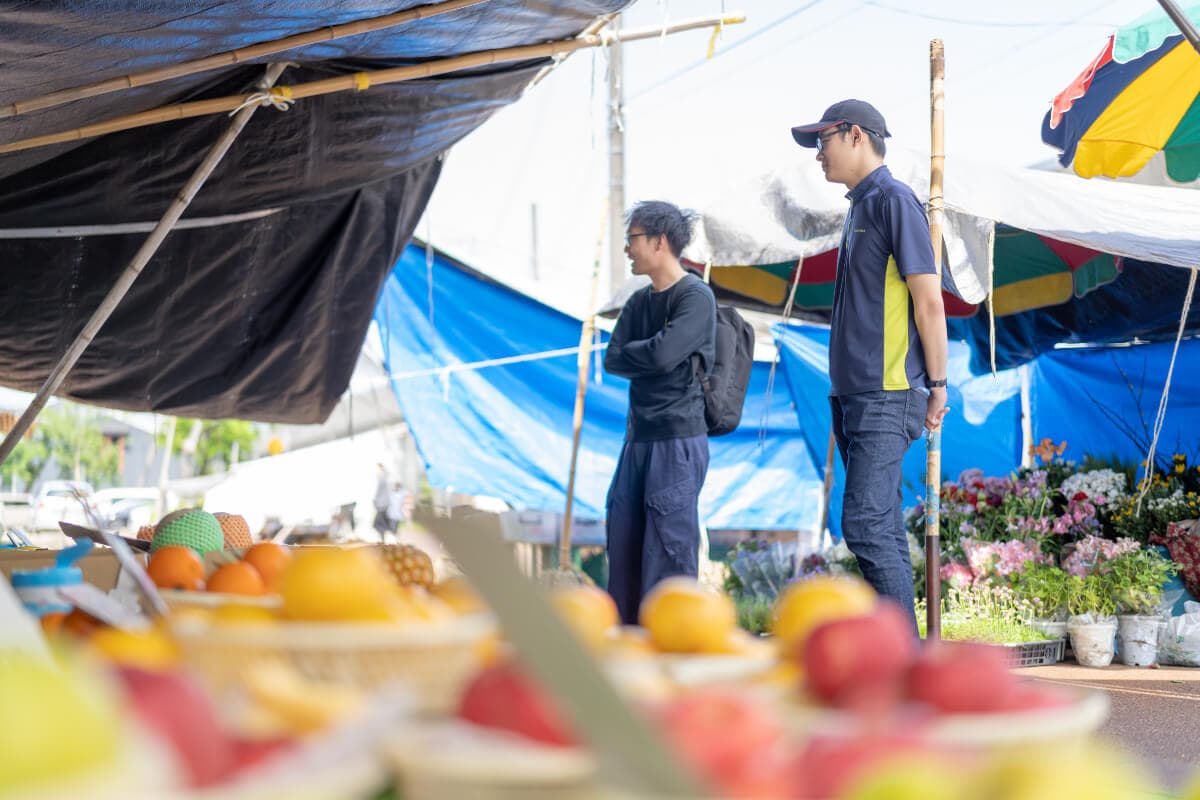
[420,0,1159,316]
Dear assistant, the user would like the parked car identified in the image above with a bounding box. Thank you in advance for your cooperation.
[31,480,98,532]
[94,487,161,533]
[0,492,34,530]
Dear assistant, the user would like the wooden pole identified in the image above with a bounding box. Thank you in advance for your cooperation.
[0,63,290,470]
[818,429,837,540]
[0,13,746,156]
[925,39,946,642]
[561,212,608,569]
[0,0,490,120]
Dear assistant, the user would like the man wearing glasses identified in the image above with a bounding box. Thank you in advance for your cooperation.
[791,100,949,631]
[603,201,717,624]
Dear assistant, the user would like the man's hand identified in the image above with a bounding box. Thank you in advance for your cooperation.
[926,386,949,431]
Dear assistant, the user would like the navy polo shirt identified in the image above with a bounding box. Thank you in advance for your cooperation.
[828,165,937,396]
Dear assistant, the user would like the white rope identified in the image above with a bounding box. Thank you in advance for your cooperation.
[388,343,607,381]
[1136,266,1199,514]
[227,88,295,116]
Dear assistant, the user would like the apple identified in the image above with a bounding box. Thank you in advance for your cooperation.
[115,666,236,787]
[655,689,793,799]
[802,602,917,710]
[456,661,577,748]
[906,642,1017,713]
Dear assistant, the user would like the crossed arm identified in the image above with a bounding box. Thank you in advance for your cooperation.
[604,288,715,379]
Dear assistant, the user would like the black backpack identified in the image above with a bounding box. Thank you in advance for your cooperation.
[694,305,755,436]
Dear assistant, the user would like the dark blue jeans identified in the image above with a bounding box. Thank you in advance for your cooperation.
[830,389,927,631]
[605,434,709,625]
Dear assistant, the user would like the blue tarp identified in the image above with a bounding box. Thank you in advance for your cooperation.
[772,322,1023,539]
[374,243,823,531]
[1032,339,1200,468]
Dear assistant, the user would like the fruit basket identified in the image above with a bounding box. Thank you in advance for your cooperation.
[170,613,494,715]
[386,720,598,800]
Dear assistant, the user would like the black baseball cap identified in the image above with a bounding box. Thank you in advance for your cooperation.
[791,99,891,148]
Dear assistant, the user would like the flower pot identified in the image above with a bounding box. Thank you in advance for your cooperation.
[1031,619,1069,640]
[1117,615,1163,667]
[1068,619,1117,667]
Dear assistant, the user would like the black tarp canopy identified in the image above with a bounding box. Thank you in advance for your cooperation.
[0,1,627,423]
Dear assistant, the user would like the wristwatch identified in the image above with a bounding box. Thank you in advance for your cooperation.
[925,378,947,389]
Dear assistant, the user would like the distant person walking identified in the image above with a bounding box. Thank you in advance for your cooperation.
[373,463,392,543]
[603,200,718,625]
[790,99,949,631]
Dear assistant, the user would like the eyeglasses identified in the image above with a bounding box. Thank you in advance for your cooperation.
[815,124,851,153]
[624,232,650,246]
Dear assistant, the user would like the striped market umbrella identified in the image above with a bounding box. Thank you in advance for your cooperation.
[1042,3,1200,182]
[682,225,1122,320]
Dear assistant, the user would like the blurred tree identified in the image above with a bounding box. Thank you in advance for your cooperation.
[0,404,119,489]
[162,419,258,476]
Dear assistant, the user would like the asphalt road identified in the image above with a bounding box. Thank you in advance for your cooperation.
[1017,662,1200,793]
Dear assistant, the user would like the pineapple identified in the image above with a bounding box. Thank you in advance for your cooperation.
[380,544,435,589]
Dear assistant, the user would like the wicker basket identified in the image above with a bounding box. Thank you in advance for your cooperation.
[170,613,493,715]
[387,721,598,800]
[158,589,282,613]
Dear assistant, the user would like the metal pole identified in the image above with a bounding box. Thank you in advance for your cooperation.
[530,203,540,281]
[1157,0,1200,54]
[607,15,627,295]
[0,62,290,470]
[925,39,946,642]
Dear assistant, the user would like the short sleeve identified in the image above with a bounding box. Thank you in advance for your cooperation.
[884,189,937,277]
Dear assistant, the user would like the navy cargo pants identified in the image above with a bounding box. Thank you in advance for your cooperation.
[605,434,709,625]
[830,389,928,634]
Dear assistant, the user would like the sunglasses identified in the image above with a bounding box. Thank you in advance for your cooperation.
[815,124,851,153]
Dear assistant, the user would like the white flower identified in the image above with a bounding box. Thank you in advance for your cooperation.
[1060,469,1128,505]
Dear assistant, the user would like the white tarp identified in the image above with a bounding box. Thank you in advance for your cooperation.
[685,149,1200,306]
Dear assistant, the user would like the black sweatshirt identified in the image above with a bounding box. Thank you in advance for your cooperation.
[604,274,717,441]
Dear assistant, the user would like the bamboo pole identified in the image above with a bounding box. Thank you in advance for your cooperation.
[925,39,946,643]
[0,13,745,156]
[561,211,609,569]
[0,0,489,120]
[0,63,290,470]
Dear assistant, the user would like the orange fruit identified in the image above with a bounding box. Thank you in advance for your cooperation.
[771,575,877,657]
[430,575,486,615]
[39,612,67,637]
[550,585,619,653]
[146,545,206,591]
[213,512,253,549]
[639,577,736,654]
[207,561,267,596]
[61,607,105,640]
[241,542,290,591]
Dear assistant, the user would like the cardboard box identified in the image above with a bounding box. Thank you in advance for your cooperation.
[0,548,129,592]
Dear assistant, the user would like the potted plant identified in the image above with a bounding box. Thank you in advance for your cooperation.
[1065,573,1118,667]
[1107,548,1178,666]
[1011,562,1070,641]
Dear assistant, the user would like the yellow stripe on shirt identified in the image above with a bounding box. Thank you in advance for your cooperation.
[883,255,911,390]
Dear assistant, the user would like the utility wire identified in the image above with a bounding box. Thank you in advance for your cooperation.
[627,0,828,103]
[860,0,1123,28]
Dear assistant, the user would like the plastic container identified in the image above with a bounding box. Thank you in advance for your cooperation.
[9,538,92,616]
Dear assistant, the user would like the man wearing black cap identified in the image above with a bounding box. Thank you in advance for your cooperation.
[792,99,948,631]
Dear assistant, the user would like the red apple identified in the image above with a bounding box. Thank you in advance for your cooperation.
[906,641,1018,713]
[655,689,793,799]
[456,661,577,748]
[802,602,918,710]
[228,736,295,775]
[114,666,236,788]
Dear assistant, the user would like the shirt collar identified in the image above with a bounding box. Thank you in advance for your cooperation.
[845,165,890,203]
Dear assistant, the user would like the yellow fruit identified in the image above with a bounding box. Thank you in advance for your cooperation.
[551,585,620,653]
[712,627,775,658]
[605,625,657,659]
[211,604,279,625]
[979,745,1154,800]
[396,585,455,623]
[87,627,180,671]
[279,547,407,622]
[772,575,877,656]
[639,577,736,654]
[842,756,969,800]
[380,544,435,589]
[430,575,486,614]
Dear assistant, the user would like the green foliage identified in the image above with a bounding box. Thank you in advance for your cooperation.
[1105,548,1177,615]
[0,405,119,489]
[1009,562,1070,620]
[162,419,258,476]
[735,595,773,636]
[916,585,1052,644]
[1065,574,1118,617]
